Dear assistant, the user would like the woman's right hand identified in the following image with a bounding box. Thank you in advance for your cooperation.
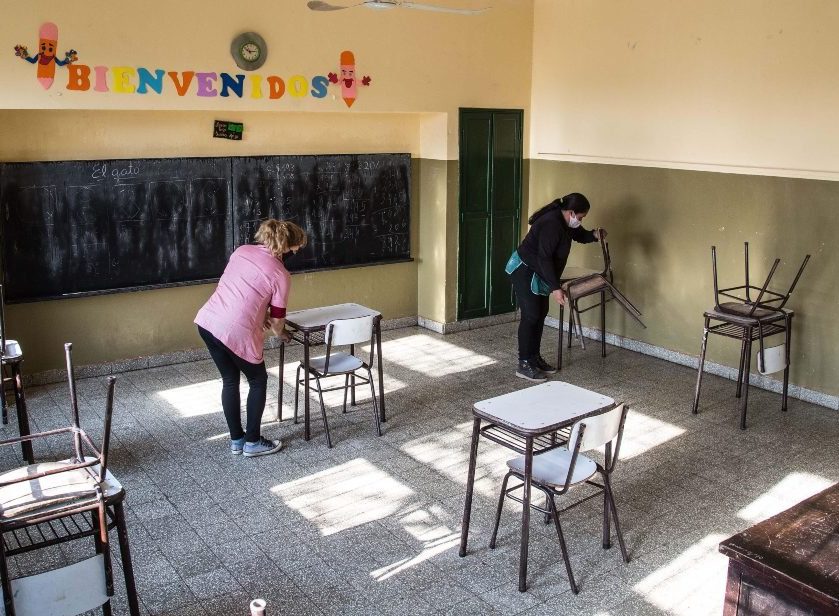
[551,289,568,306]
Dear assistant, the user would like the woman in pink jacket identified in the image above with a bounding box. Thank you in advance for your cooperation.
[195,220,307,458]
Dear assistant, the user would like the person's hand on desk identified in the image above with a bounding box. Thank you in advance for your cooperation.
[551,289,568,306]
[594,228,608,240]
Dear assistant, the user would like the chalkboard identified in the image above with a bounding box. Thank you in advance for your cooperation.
[0,153,411,302]
[232,154,410,271]
[0,158,232,302]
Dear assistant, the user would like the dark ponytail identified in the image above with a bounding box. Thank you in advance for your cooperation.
[528,193,591,225]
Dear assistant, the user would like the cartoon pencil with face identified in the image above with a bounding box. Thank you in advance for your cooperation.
[14,22,77,90]
[327,50,371,108]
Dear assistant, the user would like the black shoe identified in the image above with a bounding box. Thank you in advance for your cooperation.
[534,355,557,374]
[516,360,548,383]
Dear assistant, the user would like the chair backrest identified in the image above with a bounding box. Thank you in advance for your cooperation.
[568,403,627,454]
[326,315,375,347]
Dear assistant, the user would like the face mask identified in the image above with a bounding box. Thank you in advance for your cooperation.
[568,213,582,229]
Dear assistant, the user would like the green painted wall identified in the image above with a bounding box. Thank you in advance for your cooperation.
[529,159,838,396]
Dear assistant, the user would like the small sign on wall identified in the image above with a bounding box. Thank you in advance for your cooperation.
[213,120,243,140]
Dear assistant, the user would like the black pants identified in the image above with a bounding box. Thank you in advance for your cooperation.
[510,264,549,362]
[198,326,268,443]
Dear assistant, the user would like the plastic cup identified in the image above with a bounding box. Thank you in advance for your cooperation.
[250,599,266,616]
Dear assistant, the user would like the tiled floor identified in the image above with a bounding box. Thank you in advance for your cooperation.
[2,322,837,615]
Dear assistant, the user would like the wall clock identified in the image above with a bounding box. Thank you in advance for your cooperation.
[230,32,267,71]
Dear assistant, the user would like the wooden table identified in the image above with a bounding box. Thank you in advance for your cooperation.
[459,381,615,591]
[719,482,839,615]
[278,303,386,441]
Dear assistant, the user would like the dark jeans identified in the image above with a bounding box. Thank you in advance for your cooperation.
[198,326,268,443]
[510,264,549,362]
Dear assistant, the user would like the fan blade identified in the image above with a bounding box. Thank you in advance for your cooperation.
[402,1,489,14]
[307,1,353,10]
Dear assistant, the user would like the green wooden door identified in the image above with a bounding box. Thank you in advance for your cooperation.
[458,109,523,320]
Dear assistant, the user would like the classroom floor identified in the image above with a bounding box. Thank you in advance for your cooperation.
[2,322,837,616]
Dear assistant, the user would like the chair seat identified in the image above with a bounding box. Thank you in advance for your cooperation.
[1,339,23,361]
[0,458,121,521]
[560,266,601,282]
[562,275,607,297]
[507,449,598,488]
[307,352,364,375]
[707,304,791,326]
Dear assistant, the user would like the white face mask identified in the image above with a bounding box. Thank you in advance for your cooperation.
[568,213,582,229]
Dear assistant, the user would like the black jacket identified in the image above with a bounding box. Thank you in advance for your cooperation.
[516,208,597,292]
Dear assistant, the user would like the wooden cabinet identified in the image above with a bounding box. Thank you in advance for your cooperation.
[719,483,839,615]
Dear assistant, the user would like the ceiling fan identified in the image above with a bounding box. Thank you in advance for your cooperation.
[307,0,490,15]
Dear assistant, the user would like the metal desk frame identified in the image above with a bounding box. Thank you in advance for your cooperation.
[278,303,386,441]
[459,381,615,591]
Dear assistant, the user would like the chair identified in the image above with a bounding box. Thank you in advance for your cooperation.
[0,285,33,464]
[294,316,382,448]
[693,243,810,429]
[0,343,140,616]
[557,240,645,370]
[489,404,630,594]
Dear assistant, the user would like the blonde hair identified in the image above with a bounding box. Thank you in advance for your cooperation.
[254,219,307,259]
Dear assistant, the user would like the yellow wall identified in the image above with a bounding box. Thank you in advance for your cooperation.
[531,0,839,180]
[0,1,534,371]
[529,1,839,397]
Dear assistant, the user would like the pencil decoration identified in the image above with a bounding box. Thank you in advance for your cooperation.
[327,50,370,108]
[14,22,77,90]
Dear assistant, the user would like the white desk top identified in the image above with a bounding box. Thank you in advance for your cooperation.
[285,303,381,330]
[474,381,614,434]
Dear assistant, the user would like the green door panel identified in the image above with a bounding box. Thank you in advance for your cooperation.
[458,108,522,321]
[459,215,490,319]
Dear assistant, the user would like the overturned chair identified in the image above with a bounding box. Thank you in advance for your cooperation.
[557,239,646,370]
[0,343,140,616]
[693,242,810,429]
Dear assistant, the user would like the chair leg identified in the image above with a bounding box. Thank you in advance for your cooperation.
[293,365,301,425]
[604,474,630,563]
[489,472,511,549]
[1,365,7,426]
[349,344,357,407]
[367,369,382,437]
[574,302,586,351]
[0,532,16,616]
[314,375,332,448]
[11,364,33,464]
[549,494,578,595]
[692,316,710,414]
[92,505,114,599]
[735,335,747,399]
[567,303,574,349]
[600,290,606,358]
[557,304,564,371]
[114,502,141,616]
[782,316,792,412]
[342,375,350,413]
[740,330,753,430]
[603,479,611,549]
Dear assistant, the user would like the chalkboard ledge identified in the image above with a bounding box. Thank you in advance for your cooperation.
[6,258,415,303]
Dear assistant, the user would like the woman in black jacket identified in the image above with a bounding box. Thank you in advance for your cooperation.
[506,193,607,381]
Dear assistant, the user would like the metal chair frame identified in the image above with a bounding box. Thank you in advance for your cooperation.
[489,404,630,594]
[557,240,645,370]
[294,317,382,448]
[0,343,139,616]
[0,284,32,464]
[693,243,810,429]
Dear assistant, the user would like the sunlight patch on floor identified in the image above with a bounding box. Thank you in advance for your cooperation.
[156,380,222,417]
[737,472,834,523]
[375,334,497,377]
[271,458,415,536]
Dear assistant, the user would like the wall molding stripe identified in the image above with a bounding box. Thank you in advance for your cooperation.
[534,152,839,182]
[543,316,838,411]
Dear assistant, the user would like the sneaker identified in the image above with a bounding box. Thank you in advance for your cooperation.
[516,360,548,383]
[534,355,557,374]
[243,437,283,458]
[230,436,246,455]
